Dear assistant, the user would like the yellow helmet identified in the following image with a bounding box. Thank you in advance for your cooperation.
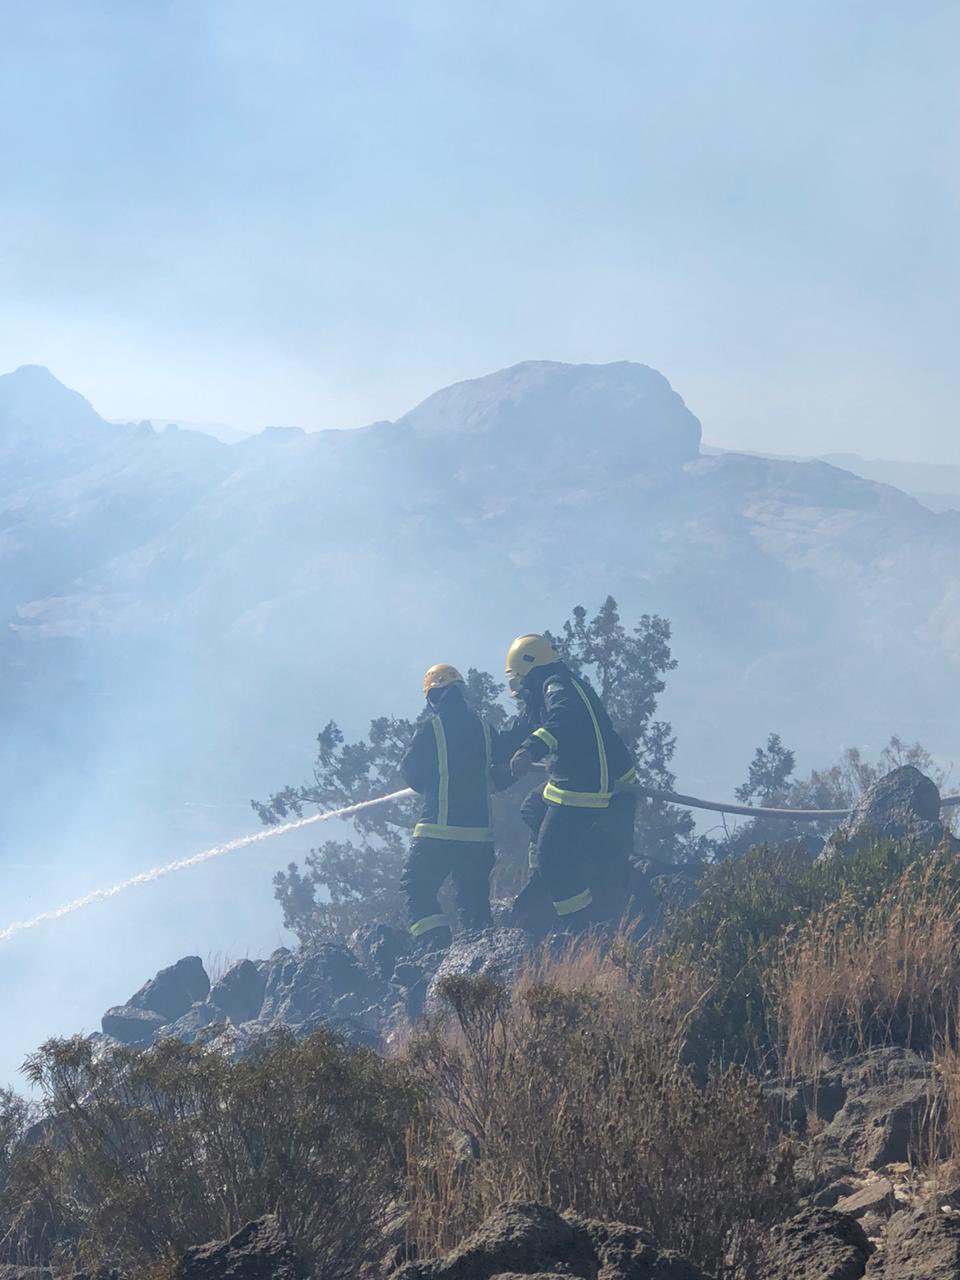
[422,663,465,696]
[504,633,560,695]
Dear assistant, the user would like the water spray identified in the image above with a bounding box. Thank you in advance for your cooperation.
[3,779,958,946]
[0,788,414,945]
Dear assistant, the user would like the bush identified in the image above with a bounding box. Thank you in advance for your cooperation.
[404,941,793,1279]
[665,837,926,1067]
[772,845,960,1079]
[6,1030,420,1277]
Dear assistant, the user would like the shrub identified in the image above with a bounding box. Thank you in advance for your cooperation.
[772,845,960,1079]
[665,837,926,1067]
[6,1029,420,1277]
[405,941,793,1279]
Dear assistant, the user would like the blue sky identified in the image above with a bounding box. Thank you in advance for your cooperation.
[1,1,958,459]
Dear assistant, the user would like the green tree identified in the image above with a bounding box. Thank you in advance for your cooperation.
[735,734,796,806]
[718,734,947,859]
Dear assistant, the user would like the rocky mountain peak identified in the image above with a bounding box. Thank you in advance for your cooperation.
[0,363,105,439]
[396,359,702,467]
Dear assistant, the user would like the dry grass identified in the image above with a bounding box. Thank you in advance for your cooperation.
[772,848,960,1081]
[404,932,792,1279]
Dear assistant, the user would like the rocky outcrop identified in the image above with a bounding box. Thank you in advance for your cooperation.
[178,1215,305,1280]
[763,1208,872,1280]
[101,1004,167,1046]
[98,943,405,1056]
[130,955,210,1021]
[867,1208,960,1278]
[208,960,266,1025]
[390,1202,708,1280]
[813,1049,943,1172]
[425,929,530,1018]
[769,1047,943,1186]
[820,767,948,861]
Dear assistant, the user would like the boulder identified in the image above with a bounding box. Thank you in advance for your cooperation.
[389,1202,708,1280]
[835,1181,896,1220]
[178,1214,305,1280]
[820,767,947,861]
[866,1208,960,1278]
[350,922,409,982]
[816,1048,942,1170]
[258,943,380,1033]
[159,1002,226,1044]
[208,960,267,1025]
[101,1004,166,1046]
[572,1215,709,1279]
[129,956,210,1022]
[763,1208,872,1280]
[425,929,530,1018]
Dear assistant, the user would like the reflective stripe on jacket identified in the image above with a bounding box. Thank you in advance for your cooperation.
[523,665,635,808]
[400,687,495,841]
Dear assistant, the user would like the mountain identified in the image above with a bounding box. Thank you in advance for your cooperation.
[2,358,960,1087]
[3,358,959,789]
[820,453,960,515]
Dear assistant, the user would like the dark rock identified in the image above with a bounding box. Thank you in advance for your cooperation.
[321,1014,381,1050]
[763,1208,871,1280]
[390,1203,594,1280]
[129,955,210,1022]
[817,1048,942,1170]
[795,1149,858,1197]
[859,1212,888,1242]
[179,1214,305,1280]
[392,961,425,989]
[160,1002,226,1044]
[573,1214,710,1279]
[208,960,267,1024]
[101,1004,166,1046]
[350,922,409,982]
[206,1021,274,1061]
[426,929,530,1017]
[259,944,380,1032]
[389,1202,709,1280]
[866,1207,960,1277]
[820,767,947,861]
[813,1181,859,1209]
[763,1081,808,1137]
[835,1181,896,1220]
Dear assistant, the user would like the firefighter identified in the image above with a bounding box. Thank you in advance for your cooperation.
[399,664,498,950]
[505,634,636,930]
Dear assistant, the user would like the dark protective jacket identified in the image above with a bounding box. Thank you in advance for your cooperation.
[521,663,635,808]
[400,685,498,842]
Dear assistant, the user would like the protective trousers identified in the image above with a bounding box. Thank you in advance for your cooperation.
[401,837,494,947]
[521,786,635,927]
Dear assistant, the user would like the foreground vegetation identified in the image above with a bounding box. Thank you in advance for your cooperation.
[5,832,960,1279]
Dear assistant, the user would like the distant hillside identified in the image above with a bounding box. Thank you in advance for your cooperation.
[820,452,960,514]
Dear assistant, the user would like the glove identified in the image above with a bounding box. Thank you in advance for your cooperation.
[510,746,534,780]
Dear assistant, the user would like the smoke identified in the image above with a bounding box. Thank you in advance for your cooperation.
[0,789,413,945]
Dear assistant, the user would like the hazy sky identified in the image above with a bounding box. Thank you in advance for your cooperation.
[1,2,958,459]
